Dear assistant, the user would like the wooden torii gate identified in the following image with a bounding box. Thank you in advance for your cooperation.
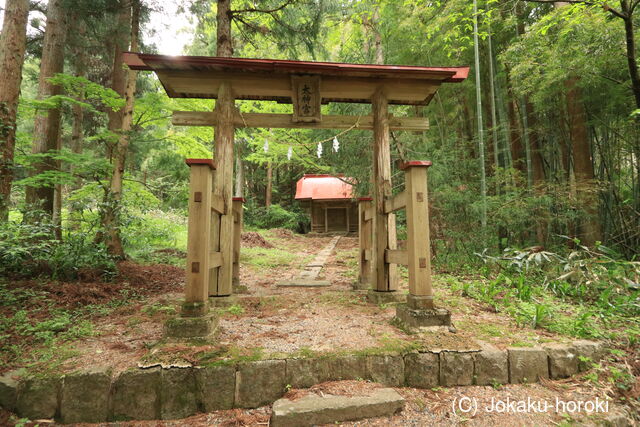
[124,53,469,335]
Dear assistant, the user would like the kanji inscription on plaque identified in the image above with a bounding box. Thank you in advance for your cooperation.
[291,75,321,123]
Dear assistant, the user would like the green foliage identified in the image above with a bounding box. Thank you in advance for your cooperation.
[514,302,552,329]
[17,149,111,189]
[244,203,307,231]
[1,306,95,352]
[226,304,245,316]
[446,240,638,340]
[477,243,640,318]
[0,219,116,280]
[26,73,125,114]
[142,302,177,316]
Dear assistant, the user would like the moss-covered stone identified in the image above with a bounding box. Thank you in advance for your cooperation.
[366,290,406,305]
[209,295,239,307]
[60,368,112,424]
[0,370,23,411]
[573,340,605,372]
[326,355,367,382]
[395,304,451,328]
[112,368,161,420]
[233,284,249,294]
[474,344,508,386]
[16,375,60,420]
[271,388,405,427]
[508,347,549,384]
[544,344,579,379]
[195,365,235,411]
[404,352,439,388]
[440,352,474,386]
[365,354,404,386]
[181,301,210,317]
[286,358,330,389]
[236,360,286,408]
[160,368,199,420]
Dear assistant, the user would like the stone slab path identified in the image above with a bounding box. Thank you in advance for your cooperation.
[276,235,341,287]
[270,388,405,427]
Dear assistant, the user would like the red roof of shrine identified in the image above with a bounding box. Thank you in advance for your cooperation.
[295,175,354,200]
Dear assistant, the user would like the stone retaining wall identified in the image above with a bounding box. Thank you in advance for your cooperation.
[0,340,604,423]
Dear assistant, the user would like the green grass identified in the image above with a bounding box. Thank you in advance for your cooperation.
[319,291,366,307]
[199,345,265,366]
[240,246,307,268]
[440,268,639,343]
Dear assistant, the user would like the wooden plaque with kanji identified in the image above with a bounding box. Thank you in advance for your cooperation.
[291,75,322,123]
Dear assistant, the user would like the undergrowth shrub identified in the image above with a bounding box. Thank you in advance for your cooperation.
[0,219,116,280]
[121,209,187,258]
[466,241,639,341]
[244,203,308,231]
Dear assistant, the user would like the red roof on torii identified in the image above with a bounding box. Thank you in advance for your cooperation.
[295,175,354,200]
[123,53,469,105]
[124,53,468,81]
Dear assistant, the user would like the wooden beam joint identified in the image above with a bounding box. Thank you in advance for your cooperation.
[211,194,227,215]
[384,191,407,213]
[209,251,223,268]
[385,249,408,266]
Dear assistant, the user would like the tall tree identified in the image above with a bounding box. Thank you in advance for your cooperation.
[555,1,603,245]
[565,77,602,245]
[473,0,487,229]
[216,0,233,56]
[68,18,87,227]
[265,161,273,207]
[98,0,140,258]
[24,0,67,221]
[0,0,30,221]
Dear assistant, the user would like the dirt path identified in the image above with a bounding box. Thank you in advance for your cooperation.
[47,233,580,375]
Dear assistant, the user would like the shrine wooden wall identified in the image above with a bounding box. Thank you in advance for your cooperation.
[306,200,358,234]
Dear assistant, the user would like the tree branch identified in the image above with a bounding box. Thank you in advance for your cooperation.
[603,3,627,19]
[231,0,297,15]
[523,0,628,20]
[233,14,268,34]
[522,0,595,4]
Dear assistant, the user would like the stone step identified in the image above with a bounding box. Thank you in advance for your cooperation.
[270,388,405,427]
[276,280,331,288]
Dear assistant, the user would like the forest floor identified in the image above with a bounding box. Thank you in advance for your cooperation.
[0,230,637,425]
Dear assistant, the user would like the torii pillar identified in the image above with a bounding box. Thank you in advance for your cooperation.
[366,87,404,304]
[210,81,235,298]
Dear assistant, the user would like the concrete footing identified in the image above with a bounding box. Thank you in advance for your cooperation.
[233,284,249,294]
[366,290,406,304]
[395,303,451,328]
[406,294,434,310]
[351,280,370,291]
[208,296,238,308]
[164,314,218,339]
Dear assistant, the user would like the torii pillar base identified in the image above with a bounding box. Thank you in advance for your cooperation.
[366,289,406,305]
[164,302,218,340]
[395,302,451,329]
